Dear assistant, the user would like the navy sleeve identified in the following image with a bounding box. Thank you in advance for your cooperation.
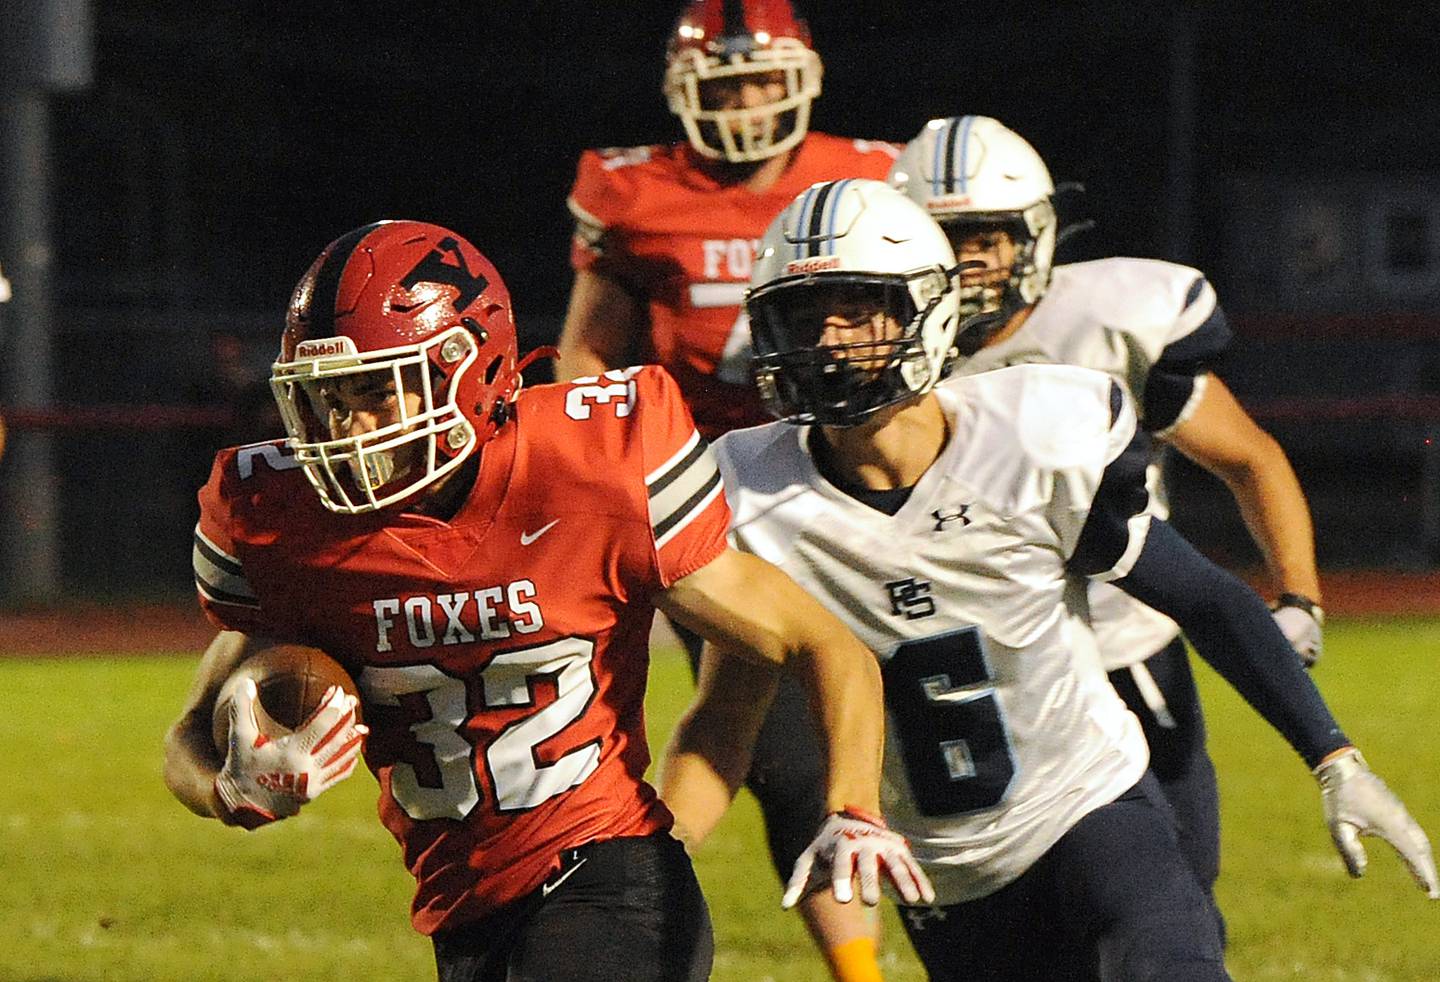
[1140,279,1233,432]
[1112,519,1348,767]
[1068,392,1152,577]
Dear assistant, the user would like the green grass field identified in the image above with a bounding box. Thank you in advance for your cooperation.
[0,618,1436,981]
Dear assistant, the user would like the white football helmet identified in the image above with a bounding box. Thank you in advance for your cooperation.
[747,178,962,425]
[889,116,1056,338]
[663,0,823,163]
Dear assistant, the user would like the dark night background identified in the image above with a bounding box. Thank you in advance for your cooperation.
[58,3,1440,321]
[5,1,1440,598]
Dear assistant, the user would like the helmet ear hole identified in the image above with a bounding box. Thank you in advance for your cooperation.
[483,355,504,387]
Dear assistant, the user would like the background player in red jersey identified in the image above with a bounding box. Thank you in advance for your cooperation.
[557,0,897,437]
[162,220,930,982]
[557,5,899,976]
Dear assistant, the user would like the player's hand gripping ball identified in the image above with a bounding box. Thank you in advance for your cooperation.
[211,644,367,830]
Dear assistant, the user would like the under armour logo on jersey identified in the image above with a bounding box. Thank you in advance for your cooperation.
[886,578,936,620]
[931,505,971,532]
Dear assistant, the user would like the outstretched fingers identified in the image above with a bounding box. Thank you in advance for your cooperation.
[1377,814,1440,898]
[882,849,935,906]
[781,850,817,910]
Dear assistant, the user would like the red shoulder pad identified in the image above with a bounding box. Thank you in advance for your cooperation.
[793,133,902,184]
[544,366,729,586]
[628,366,730,586]
[193,441,306,634]
[566,146,663,263]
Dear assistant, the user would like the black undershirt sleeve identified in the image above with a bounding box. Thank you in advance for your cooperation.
[1113,518,1348,768]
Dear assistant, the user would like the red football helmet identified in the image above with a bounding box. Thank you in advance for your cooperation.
[663,0,823,163]
[271,220,519,513]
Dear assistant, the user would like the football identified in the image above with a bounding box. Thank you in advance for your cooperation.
[211,643,361,753]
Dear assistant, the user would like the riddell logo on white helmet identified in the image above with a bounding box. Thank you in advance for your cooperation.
[925,195,973,212]
[784,256,842,274]
[294,337,359,359]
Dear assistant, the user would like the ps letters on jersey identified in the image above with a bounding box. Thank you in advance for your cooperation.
[373,579,544,652]
[887,577,937,620]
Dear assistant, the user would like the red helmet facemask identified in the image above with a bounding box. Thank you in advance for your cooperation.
[271,220,519,514]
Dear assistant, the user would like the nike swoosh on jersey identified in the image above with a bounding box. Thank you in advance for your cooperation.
[541,857,587,897]
[520,519,560,546]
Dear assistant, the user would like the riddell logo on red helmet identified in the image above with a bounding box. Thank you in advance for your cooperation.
[785,256,841,274]
[294,337,358,359]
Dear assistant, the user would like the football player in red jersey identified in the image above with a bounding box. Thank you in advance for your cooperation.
[557,0,898,438]
[162,221,931,982]
[557,5,899,976]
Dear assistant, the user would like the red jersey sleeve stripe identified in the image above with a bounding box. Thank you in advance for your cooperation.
[193,524,259,609]
[647,431,723,545]
[653,469,723,551]
[566,195,605,231]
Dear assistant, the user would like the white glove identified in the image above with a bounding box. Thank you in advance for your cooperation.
[1272,593,1324,667]
[1314,747,1438,898]
[782,807,936,908]
[214,679,367,829]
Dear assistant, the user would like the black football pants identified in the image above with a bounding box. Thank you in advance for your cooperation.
[431,834,712,982]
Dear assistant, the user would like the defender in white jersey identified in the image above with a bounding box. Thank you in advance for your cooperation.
[890,116,1325,914]
[662,179,1437,982]
[719,363,1155,904]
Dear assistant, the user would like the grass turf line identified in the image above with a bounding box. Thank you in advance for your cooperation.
[0,618,1435,980]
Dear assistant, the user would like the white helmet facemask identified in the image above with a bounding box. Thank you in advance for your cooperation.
[270,327,479,514]
[664,37,822,163]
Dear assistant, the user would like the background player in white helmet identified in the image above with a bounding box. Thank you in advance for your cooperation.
[558,5,899,977]
[889,115,1323,930]
[663,179,1436,981]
